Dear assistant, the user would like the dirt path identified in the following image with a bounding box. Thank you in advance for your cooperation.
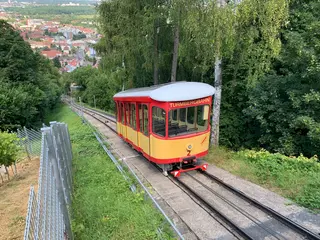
[0,158,39,240]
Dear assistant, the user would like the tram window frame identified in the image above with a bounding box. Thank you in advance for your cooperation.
[143,105,149,136]
[138,104,149,136]
[131,103,136,130]
[152,106,166,137]
[168,104,209,137]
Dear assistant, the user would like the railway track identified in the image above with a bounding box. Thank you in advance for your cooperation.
[68,101,320,240]
[171,172,320,240]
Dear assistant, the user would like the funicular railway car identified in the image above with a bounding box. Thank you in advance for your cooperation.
[113,81,215,177]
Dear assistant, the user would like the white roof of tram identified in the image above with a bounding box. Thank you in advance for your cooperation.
[113,81,215,102]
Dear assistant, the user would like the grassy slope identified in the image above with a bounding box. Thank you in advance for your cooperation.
[205,147,320,212]
[45,104,173,239]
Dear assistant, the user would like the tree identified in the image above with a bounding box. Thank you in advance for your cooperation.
[53,56,62,68]
[0,20,61,130]
[242,0,320,157]
[183,0,289,146]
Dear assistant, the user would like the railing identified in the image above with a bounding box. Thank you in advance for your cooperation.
[23,122,73,240]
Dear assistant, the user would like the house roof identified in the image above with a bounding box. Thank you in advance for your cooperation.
[41,49,62,59]
[113,81,215,102]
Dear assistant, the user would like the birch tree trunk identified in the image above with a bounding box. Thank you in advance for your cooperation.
[211,58,222,146]
[171,24,179,82]
[211,0,226,146]
[153,20,159,85]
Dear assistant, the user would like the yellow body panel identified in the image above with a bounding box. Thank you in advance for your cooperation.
[116,122,121,134]
[138,132,150,155]
[150,132,210,160]
[127,126,138,146]
[117,122,126,138]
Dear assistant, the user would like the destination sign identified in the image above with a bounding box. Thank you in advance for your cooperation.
[169,97,210,108]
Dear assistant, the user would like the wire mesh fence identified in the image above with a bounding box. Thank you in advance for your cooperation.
[23,122,73,240]
[17,126,43,159]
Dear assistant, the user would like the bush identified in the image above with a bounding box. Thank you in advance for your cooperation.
[0,131,19,167]
[236,149,320,210]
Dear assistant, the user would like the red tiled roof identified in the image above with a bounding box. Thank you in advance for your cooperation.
[69,59,78,67]
[41,49,62,59]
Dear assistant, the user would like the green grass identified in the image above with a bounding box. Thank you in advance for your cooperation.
[45,104,174,239]
[205,147,320,212]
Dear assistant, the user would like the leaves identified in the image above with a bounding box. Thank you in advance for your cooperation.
[0,131,19,167]
[0,20,61,130]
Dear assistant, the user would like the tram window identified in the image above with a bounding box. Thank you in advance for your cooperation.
[168,105,209,137]
[125,103,130,125]
[172,109,178,121]
[131,104,136,130]
[152,107,166,137]
[143,105,149,136]
[179,108,186,122]
[187,107,195,124]
[138,104,143,132]
[121,103,124,124]
[197,105,209,131]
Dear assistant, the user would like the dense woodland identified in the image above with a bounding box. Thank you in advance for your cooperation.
[0,20,61,130]
[1,0,319,158]
[64,0,320,158]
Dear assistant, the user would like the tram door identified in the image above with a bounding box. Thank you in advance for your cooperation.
[138,104,150,157]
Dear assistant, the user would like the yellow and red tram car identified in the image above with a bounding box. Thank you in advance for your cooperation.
[113,81,215,177]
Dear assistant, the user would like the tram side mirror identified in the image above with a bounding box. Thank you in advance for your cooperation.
[203,105,209,120]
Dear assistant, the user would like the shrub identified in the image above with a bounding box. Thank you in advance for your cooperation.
[0,131,19,167]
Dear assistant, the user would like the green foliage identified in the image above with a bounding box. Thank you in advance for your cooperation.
[0,131,19,167]
[206,147,320,211]
[52,57,61,68]
[0,20,61,130]
[45,105,174,239]
[61,66,121,112]
[236,150,320,210]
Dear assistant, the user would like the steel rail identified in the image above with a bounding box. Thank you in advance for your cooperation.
[70,104,117,133]
[171,176,254,240]
[71,102,116,123]
[201,171,320,240]
[185,173,284,240]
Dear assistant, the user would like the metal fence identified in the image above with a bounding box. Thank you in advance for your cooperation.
[17,126,42,159]
[23,122,73,240]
